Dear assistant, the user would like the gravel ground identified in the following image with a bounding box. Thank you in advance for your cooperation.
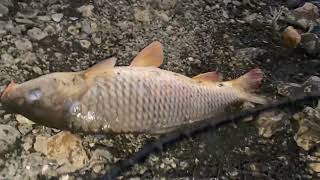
[0,0,320,179]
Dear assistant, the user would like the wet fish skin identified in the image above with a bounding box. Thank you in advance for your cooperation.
[0,72,89,129]
[67,66,244,134]
[0,41,266,134]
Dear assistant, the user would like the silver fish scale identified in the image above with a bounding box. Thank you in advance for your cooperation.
[70,67,241,133]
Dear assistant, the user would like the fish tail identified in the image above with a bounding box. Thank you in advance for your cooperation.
[238,92,268,104]
[231,68,268,104]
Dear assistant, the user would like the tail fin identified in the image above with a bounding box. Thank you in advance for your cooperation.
[231,68,268,104]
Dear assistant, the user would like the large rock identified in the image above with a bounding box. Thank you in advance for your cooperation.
[0,125,21,154]
[277,76,320,97]
[255,110,289,138]
[34,131,89,174]
[27,27,48,40]
[293,105,320,151]
[15,38,33,50]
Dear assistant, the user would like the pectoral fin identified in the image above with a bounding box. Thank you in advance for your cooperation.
[129,41,164,67]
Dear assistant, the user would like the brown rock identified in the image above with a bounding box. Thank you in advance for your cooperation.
[46,131,89,173]
[293,106,320,151]
[292,2,320,21]
[255,110,289,138]
[281,26,302,48]
[308,148,320,173]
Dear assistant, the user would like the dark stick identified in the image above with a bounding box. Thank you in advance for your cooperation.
[100,92,320,180]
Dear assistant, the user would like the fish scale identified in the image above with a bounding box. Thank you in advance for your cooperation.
[65,67,241,134]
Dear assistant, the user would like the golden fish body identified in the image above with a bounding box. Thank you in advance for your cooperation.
[0,41,266,134]
[68,66,242,134]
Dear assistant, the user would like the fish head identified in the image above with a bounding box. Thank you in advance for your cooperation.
[0,72,87,128]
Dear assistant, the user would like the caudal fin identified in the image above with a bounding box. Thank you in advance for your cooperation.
[231,68,268,104]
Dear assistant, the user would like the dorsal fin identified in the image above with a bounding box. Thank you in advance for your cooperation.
[83,57,117,79]
[192,71,222,82]
[129,41,164,67]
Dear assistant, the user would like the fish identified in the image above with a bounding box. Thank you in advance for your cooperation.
[0,41,267,134]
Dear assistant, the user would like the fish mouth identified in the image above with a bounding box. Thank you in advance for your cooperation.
[0,80,17,100]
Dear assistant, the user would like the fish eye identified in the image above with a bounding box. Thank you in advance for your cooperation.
[26,88,42,103]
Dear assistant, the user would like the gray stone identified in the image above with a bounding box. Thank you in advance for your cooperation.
[79,40,91,48]
[90,148,113,173]
[117,21,130,31]
[22,153,50,178]
[134,8,151,23]
[15,18,35,25]
[93,36,102,44]
[156,11,170,22]
[300,33,319,55]
[32,66,43,74]
[44,25,55,35]
[15,38,33,50]
[81,20,97,34]
[1,53,13,65]
[255,110,289,138]
[4,19,13,30]
[0,158,20,179]
[277,82,302,97]
[22,136,34,151]
[277,76,320,97]
[15,52,37,65]
[17,9,38,18]
[159,0,177,10]
[223,0,232,5]
[37,16,51,22]
[305,76,320,89]
[0,20,6,33]
[0,4,8,16]
[16,114,35,125]
[0,125,21,154]
[67,25,79,35]
[293,105,320,151]
[54,52,64,61]
[51,13,63,22]
[235,47,267,60]
[77,5,94,17]
[90,148,113,162]
[0,0,13,7]
[13,24,26,34]
[18,123,33,135]
[34,136,47,155]
[27,27,48,40]
[222,10,229,19]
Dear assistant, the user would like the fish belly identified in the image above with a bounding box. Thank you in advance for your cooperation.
[66,67,240,134]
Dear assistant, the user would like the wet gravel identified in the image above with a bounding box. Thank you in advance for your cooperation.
[0,0,320,179]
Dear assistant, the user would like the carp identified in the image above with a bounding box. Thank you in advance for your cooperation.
[0,41,267,134]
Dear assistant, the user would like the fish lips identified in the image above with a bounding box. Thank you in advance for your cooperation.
[0,80,17,100]
[0,80,24,113]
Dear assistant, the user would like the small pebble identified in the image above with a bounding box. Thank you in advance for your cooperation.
[79,40,91,48]
[27,27,48,40]
[77,5,94,17]
[15,38,33,50]
[51,13,63,22]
